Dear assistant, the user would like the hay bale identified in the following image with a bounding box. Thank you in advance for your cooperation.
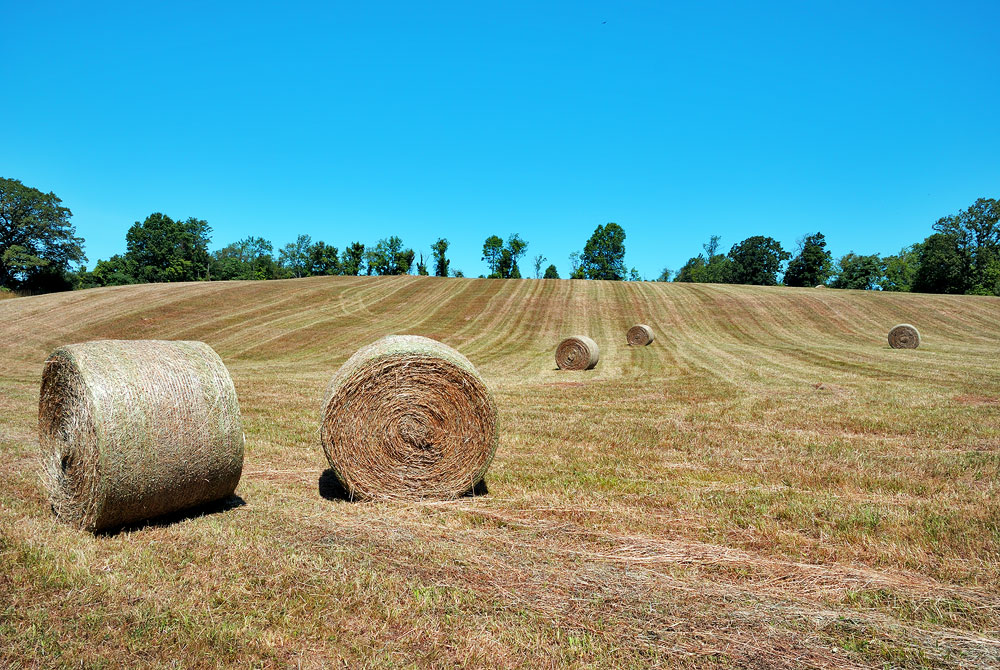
[320,335,497,500]
[555,335,599,370]
[888,324,921,349]
[815,284,826,289]
[626,324,654,346]
[38,340,244,532]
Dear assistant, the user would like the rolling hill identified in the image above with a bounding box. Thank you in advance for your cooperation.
[2,276,999,668]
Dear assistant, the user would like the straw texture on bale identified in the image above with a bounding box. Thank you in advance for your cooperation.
[555,335,600,370]
[888,324,921,349]
[38,340,244,532]
[626,324,654,346]
[320,335,498,500]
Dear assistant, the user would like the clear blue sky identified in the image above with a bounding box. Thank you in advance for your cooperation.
[3,1,998,278]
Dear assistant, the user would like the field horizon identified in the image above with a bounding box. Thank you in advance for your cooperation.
[2,276,999,668]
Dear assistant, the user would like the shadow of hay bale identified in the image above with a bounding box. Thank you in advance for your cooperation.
[319,468,489,502]
[94,494,245,537]
[319,468,351,501]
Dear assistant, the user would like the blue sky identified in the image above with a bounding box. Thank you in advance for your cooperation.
[3,1,998,278]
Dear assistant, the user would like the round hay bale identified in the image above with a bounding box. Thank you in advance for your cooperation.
[320,335,497,500]
[815,284,826,289]
[38,340,244,533]
[555,335,599,370]
[626,324,654,346]
[888,324,921,349]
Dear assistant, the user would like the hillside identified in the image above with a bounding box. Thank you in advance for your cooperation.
[2,276,1000,668]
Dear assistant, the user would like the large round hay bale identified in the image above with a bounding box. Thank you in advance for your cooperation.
[38,340,244,533]
[320,335,497,500]
[555,335,599,370]
[626,324,654,346]
[888,324,921,349]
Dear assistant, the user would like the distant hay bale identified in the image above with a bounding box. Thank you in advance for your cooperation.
[815,284,826,289]
[888,324,921,349]
[38,340,244,533]
[627,324,654,346]
[555,335,599,370]
[320,335,497,500]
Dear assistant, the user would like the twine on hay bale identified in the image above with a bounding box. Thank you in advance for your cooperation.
[38,340,244,532]
[626,324,654,346]
[555,335,599,370]
[888,324,921,349]
[320,335,498,500]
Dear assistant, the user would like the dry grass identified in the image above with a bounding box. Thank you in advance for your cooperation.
[2,276,999,668]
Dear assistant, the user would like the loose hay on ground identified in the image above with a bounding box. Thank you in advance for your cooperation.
[38,339,244,533]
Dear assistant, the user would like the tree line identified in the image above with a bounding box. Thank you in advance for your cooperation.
[1,176,997,296]
[665,196,999,294]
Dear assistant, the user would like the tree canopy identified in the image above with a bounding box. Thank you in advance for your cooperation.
[124,213,211,283]
[482,234,527,278]
[577,223,626,280]
[0,177,85,291]
[727,236,789,285]
[783,232,832,287]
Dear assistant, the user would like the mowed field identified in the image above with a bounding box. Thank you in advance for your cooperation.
[2,276,1000,669]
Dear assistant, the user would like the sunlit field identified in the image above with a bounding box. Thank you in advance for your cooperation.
[2,276,999,668]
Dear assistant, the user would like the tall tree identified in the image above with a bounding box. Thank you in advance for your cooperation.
[416,253,429,276]
[211,237,277,280]
[674,235,731,283]
[278,234,312,278]
[341,242,365,276]
[543,264,559,279]
[367,236,414,275]
[912,233,967,294]
[880,243,922,292]
[783,232,833,287]
[307,241,340,276]
[577,223,626,280]
[533,254,547,279]
[482,235,504,276]
[0,177,85,291]
[932,197,999,295]
[830,252,885,290]
[482,234,527,278]
[431,238,450,277]
[727,236,789,285]
[124,213,211,283]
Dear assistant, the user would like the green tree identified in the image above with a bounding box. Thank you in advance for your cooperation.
[0,177,86,291]
[482,234,527,278]
[431,238,450,277]
[674,255,706,282]
[783,232,833,287]
[656,267,672,282]
[727,236,789,285]
[880,243,922,292]
[341,242,365,276]
[912,233,967,294]
[533,254,547,279]
[416,253,429,276]
[278,234,312,278]
[211,237,278,280]
[932,198,999,295]
[673,235,730,283]
[543,264,559,279]
[481,235,504,276]
[366,236,414,275]
[123,213,211,283]
[830,252,885,290]
[307,241,340,276]
[577,223,626,280]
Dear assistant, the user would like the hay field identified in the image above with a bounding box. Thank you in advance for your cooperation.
[1,276,999,669]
